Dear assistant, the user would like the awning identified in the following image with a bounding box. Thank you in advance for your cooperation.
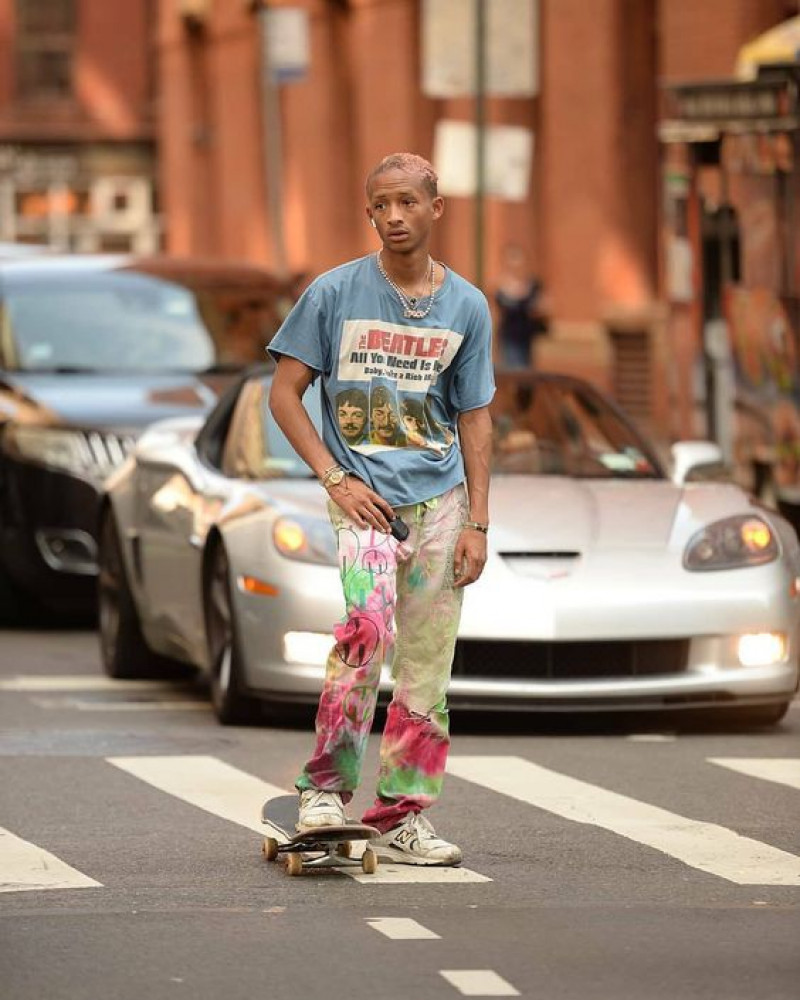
[736,16,800,80]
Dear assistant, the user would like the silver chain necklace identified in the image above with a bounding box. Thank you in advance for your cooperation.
[376,251,437,320]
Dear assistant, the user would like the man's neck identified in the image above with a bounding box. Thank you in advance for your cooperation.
[380,246,431,286]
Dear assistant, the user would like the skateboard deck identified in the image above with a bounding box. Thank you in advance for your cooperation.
[261,794,380,876]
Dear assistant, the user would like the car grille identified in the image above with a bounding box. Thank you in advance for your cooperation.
[451,639,690,680]
[78,431,137,476]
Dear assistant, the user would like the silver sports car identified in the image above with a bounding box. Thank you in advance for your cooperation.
[98,366,800,726]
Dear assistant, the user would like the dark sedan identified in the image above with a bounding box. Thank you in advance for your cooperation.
[0,253,294,621]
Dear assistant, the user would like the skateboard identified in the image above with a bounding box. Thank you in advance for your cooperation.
[261,794,380,876]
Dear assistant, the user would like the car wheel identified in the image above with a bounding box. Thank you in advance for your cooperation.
[0,562,30,627]
[204,543,260,725]
[98,512,177,679]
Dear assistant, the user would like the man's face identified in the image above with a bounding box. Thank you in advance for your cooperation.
[338,402,366,443]
[372,403,394,440]
[366,169,444,254]
[402,414,420,434]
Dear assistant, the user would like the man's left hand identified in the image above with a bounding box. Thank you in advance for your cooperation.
[453,529,488,589]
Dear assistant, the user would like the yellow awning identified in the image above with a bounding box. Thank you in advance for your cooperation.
[736,16,800,80]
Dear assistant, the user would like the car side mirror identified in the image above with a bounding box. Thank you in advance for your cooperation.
[670,440,725,485]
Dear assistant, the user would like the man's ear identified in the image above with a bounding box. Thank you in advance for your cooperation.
[366,208,376,228]
[432,195,445,221]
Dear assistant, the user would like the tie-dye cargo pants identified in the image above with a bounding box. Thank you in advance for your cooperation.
[295,483,468,832]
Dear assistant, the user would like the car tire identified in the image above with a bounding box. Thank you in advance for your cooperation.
[203,542,261,725]
[0,562,30,627]
[98,512,179,679]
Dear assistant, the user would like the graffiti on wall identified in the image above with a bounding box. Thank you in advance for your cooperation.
[725,285,800,491]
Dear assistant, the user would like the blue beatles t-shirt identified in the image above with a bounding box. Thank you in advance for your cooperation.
[268,255,495,507]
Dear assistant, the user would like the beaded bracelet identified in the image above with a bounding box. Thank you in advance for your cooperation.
[464,521,489,534]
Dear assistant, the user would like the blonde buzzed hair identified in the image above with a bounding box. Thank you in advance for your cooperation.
[365,153,439,199]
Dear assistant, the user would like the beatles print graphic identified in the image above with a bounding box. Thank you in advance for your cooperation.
[369,383,406,448]
[337,320,462,455]
[335,387,370,447]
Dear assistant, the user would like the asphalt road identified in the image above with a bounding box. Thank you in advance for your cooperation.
[1,629,799,1000]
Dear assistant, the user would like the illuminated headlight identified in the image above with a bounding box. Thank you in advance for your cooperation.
[273,515,337,566]
[737,633,787,668]
[683,515,778,571]
[3,425,134,482]
[283,631,334,665]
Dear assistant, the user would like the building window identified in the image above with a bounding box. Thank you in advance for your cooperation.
[15,0,77,101]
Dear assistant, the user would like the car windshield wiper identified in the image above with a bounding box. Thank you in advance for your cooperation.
[21,365,108,374]
[198,361,248,374]
[573,469,661,480]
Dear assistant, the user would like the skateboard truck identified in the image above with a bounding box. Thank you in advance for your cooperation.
[261,795,380,876]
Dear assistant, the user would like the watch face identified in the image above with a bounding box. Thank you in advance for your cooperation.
[328,469,345,485]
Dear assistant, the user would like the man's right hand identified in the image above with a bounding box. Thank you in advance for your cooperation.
[328,476,394,534]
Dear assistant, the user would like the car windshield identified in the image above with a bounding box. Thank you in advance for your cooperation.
[491,377,661,479]
[0,268,281,372]
[219,375,322,480]
[262,381,321,478]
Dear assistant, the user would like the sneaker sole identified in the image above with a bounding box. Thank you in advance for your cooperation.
[296,816,347,831]
[373,845,462,867]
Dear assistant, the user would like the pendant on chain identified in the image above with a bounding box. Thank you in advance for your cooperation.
[376,251,437,321]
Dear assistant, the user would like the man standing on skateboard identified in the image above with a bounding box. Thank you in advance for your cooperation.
[268,152,494,865]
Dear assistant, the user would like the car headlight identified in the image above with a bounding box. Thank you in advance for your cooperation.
[684,515,778,571]
[3,425,135,482]
[273,515,337,566]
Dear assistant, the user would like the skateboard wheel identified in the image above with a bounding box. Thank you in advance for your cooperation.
[361,847,378,874]
[263,837,279,862]
[336,841,352,859]
[286,852,303,876]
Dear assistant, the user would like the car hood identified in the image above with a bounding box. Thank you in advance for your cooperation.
[240,472,762,556]
[0,371,236,434]
[489,475,685,552]
[256,475,689,551]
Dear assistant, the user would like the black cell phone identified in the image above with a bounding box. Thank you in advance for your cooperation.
[388,516,409,541]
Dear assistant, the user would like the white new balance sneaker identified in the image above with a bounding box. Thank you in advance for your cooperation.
[297,789,345,830]
[373,812,462,866]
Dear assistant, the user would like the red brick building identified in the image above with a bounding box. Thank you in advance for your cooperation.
[155,2,796,413]
[7,0,795,475]
[0,0,158,251]
[157,0,661,384]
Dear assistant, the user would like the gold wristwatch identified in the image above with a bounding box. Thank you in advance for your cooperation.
[321,465,346,489]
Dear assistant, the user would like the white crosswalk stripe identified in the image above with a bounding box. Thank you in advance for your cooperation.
[708,758,800,791]
[440,970,520,996]
[107,755,491,885]
[108,755,288,835]
[366,917,441,939]
[4,753,799,893]
[1,675,207,714]
[0,676,179,692]
[0,825,102,894]
[447,755,800,886]
[31,697,208,712]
